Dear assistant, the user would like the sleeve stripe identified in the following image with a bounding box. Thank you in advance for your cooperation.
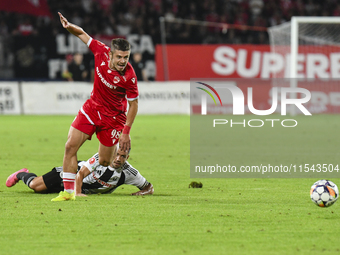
[126,96,139,101]
[87,37,93,47]
[126,166,138,176]
[139,180,150,190]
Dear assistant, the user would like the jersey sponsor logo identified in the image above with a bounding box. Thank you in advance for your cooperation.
[89,157,96,164]
[113,76,120,84]
[92,172,117,188]
[101,61,105,66]
[96,67,117,89]
[131,78,135,84]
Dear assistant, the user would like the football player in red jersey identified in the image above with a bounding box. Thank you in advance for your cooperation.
[52,12,138,201]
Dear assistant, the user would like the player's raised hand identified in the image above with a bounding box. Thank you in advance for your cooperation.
[58,12,69,29]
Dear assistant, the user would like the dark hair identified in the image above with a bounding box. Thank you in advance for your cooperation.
[111,38,131,52]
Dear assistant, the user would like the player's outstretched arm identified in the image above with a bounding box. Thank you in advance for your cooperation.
[75,166,91,196]
[131,183,154,196]
[58,12,90,45]
[119,99,138,152]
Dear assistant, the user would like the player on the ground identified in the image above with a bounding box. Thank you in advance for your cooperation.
[54,12,139,201]
[6,148,153,196]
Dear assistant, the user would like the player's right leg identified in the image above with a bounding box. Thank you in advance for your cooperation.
[52,127,90,201]
[63,126,90,174]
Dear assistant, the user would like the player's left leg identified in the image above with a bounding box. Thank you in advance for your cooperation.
[98,143,117,166]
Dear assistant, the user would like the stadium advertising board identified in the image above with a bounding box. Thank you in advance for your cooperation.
[21,82,92,114]
[156,45,340,80]
[0,82,21,115]
[17,82,189,115]
[138,82,190,114]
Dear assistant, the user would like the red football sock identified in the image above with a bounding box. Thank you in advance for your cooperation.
[63,172,76,193]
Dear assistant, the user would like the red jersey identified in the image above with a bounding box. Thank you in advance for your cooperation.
[87,38,138,116]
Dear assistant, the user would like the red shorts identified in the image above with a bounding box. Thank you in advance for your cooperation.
[72,100,126,147]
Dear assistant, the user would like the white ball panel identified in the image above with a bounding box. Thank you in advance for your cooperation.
[321,192,330,201]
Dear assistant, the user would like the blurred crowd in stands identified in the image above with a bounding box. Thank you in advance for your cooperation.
[1,0,339,44]
[0,0,339,79]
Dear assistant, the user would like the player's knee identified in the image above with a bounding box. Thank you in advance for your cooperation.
[64,140,77,156]
[29,179,39,192]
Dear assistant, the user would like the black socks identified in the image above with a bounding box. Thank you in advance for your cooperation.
[16,172,37,187]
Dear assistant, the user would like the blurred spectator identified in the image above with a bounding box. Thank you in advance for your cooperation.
[249,0,264,21]
[70,11,83,26]
[270,11,286,27]
[13,17,37,36]
[0,19,8,36]
[63,53,89,81]
[305,0,317,16]
[116,12,132,36]
[130,52,148,82]
[333,4,340,16]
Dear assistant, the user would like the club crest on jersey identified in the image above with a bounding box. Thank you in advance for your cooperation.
[131,78,135,84]
[100,61,105,66]
[108,70,112,73]
[113,76,120,84]
[89,157,96,164]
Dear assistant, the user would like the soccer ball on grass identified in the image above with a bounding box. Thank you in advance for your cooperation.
[310,180,339,207]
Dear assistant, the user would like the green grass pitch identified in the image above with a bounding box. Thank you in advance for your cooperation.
[0,114,339,255]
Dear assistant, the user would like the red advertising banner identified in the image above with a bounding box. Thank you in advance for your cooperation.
[0,0,52,17]
[156,44,340,81]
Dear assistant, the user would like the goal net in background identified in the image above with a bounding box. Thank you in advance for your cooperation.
[268,17,340,114]
[268,17,340,79]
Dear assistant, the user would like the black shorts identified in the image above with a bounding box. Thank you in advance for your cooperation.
[42,167,64,193]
